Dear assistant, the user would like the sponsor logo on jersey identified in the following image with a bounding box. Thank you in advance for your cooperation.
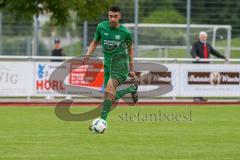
[115,35,120,40]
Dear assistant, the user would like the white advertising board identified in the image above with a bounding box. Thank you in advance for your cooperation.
[179,64,240,97]
[0,61,239,98]
[0,62,33,96]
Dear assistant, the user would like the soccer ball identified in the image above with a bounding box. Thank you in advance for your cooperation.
[91,118,107,134]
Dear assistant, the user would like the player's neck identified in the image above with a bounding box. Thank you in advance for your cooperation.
[115,23,120,28]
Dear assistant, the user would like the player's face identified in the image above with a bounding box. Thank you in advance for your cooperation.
[108,11,121,28]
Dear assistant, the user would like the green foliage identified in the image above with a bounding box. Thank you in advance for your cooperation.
[1,11,33,36]
[139,10,186,46]
[0,0,115,26]
[1,37,49,56]
[1,37,29,55]
[41,21,82,37]
[176,0,240,36]
[63,41,83,56]
[139,0,177,19]
[0,0,115,56]
[142,10,185,24]
[113,0,185,23]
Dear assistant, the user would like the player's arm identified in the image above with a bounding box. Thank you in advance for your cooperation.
[128,44,134,71]
[84,40,98,58]
[82,40,98,64]
[83,23,101,63]
[128,43,136,79]
[126,31,136,79]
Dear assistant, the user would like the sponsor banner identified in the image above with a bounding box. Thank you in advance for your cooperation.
[123,64,179,97]
[34,62,67,96]
[188,72,239,85]
[2,61,240,97]
[180,64,240,96]
[155,64,179,97]
[34,61,104,96]
[33,62,178,97]
[0,62,33,96]
[69,61,104,89]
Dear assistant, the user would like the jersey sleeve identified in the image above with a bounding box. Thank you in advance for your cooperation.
[94,24,101,41]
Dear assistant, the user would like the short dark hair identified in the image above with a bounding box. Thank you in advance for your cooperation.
[54,38,60,44]
[109,6,121,12]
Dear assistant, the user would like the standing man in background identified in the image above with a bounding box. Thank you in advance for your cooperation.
[50,38,71,100]
[191,31,228,102]
[51,38,65,62]
[191,31,227,62]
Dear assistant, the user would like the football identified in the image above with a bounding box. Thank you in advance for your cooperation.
[91,118,107,134]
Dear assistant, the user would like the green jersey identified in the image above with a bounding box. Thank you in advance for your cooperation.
[94,21,132,72]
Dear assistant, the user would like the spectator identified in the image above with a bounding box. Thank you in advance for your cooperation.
[191,31,227,62]
[48,38,71,100]
[191,31,228,102]
[51,38,65,62]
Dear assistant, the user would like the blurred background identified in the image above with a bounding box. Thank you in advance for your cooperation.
[0,0,239,58]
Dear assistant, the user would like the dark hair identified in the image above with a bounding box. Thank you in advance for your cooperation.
[54,38,60,44]
[109,6,121,12]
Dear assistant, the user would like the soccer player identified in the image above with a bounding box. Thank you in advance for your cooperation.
[82,6,138,124]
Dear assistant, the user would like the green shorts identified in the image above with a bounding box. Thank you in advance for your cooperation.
[104,63,129,87]
[104,72,128,87]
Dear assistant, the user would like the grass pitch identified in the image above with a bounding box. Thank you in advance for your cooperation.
[0,105,240,160]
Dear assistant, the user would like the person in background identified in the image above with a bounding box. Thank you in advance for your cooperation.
[191,31,228,102]
[51,38,65,62]
[49,38,71,100]
[191,31,228,62]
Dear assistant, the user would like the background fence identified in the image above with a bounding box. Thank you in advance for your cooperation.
[0,0,239,58]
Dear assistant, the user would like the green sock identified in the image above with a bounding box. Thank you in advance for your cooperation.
[100,99,112,120]
[115,85,136,101]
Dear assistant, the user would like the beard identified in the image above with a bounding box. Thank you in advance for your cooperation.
[109,21,118,28]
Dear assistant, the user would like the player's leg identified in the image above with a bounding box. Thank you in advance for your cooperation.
[89,71,111,131]
[104,71,138,102]
[112,71,138,103]
[115,78,138,102]
[101,78,119,120]
[104,71,110,88]
[110,62,138,103]
[130,77,139,104]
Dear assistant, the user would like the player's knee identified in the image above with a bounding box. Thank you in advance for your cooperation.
[105,85,114,92]
[105,89,115,100]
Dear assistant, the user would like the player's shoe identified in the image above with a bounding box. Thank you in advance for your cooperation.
[131,78,139,104]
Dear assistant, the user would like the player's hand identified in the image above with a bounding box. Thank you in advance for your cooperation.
[129,71,136,80]
[195,56,200,61]
[81,55,90,65]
